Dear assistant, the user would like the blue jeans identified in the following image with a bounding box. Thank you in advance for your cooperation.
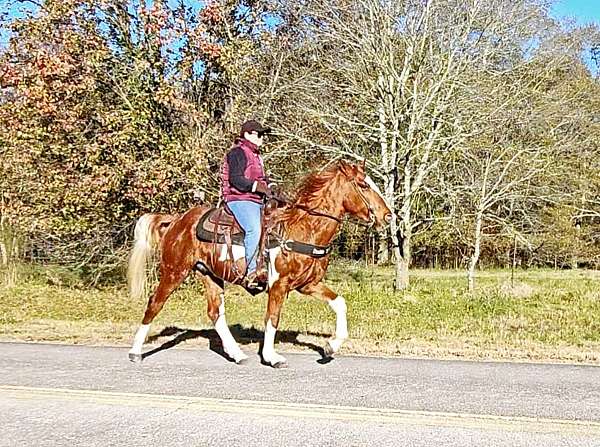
[227,200,263,274]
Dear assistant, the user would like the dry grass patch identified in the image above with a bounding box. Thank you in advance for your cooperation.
[2,262,600,364]
[499,281,537,298]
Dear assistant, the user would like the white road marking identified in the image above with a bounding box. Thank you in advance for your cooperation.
[2,385,600,436]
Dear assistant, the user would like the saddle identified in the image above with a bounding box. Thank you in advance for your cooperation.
[196,205,245,246]
[196,201,282,284]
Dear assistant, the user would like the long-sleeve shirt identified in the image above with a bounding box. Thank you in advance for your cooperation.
[227,146,254,192]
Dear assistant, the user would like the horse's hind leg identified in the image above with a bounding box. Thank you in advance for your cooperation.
[128,269,188,362]
[203,275,248,364]
[299,282,347,358]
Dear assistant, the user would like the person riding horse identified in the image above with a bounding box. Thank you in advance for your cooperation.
[128,158,392,366]
[221,120,274,288]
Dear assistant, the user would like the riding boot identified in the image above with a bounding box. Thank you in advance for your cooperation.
[244,268,268,289]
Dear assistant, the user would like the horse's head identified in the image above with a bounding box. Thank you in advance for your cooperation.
[337,161,392,228]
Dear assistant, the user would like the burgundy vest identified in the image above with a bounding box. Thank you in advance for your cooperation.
[221,139,267,204]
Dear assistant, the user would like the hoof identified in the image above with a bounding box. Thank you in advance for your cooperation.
[235,357,249,365]
[272,361,288,369]
[128,353,143,363]
[323,343,335,358]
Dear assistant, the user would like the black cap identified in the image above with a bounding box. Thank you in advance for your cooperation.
[240,120,271,137]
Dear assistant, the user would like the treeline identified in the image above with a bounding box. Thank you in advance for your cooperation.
[1,0,599,288]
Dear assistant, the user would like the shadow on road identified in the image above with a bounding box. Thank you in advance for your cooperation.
[143,325,333,363]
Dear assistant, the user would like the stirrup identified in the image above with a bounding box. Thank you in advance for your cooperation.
[244,269,267,289]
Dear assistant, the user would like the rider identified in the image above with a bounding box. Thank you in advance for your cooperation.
[221,119,273,287]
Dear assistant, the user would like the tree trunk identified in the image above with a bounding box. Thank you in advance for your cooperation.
[377,230,389,264]
[0,209,7,266]
[393,206,412,290]
[378,96,401,285]
[0,242,7,266]
[572,221,581,269]
[396,236,411,290]
[467,210,483,292]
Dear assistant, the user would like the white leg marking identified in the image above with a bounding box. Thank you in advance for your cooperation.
[219,245,246,262]
[129,324,150,355]
[262,319,287,366]
[267,247,281,288]
[328,296,348,353]
[213,296,247,363]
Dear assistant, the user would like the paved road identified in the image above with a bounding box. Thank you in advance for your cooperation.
[1,342,599,446]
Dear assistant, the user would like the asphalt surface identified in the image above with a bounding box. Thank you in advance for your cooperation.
[1,342,599,446]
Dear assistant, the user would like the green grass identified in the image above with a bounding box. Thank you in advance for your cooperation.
[1,261,599,363]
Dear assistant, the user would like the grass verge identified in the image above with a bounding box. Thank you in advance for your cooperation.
[1,261,599,363]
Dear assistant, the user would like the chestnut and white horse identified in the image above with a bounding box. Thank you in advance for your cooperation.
[127,161,392,367]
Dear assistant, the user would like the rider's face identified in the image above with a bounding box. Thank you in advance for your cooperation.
[245,131,264,146]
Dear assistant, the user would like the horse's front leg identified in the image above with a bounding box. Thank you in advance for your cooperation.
[299,282,347,357]
[262,281,289,368]
[203,276,248,364]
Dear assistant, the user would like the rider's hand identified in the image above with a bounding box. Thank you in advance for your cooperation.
[270,186,289,204]
[254,181,273,197]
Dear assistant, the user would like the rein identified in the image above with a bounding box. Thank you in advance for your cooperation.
[267,179,374,258]
[292,204,343,224]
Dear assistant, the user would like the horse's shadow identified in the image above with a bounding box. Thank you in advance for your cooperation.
[142,324,334,364]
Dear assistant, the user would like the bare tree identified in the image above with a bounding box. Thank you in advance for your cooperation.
[281,0,551,288]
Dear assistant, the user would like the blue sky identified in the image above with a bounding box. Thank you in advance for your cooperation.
[1,1,599,59]
[3,0,600,21]
[552,0,600,25]
[2,1,600,35]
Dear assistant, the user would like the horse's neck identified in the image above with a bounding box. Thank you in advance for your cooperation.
[284,192,343,246]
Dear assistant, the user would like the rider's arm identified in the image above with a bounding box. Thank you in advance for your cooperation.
[227,147,256,192]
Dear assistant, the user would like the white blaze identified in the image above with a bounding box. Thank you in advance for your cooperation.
[364,175,392,209]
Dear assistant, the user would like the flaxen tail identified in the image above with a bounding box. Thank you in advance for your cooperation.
[127,213,176,300]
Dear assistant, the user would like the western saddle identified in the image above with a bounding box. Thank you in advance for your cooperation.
[196,201,280,289]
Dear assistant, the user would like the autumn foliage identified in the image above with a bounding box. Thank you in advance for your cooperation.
[1,0,599,280]
[0,0,271,273]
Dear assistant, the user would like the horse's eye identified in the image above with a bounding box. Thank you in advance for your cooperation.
[358,180,369,189]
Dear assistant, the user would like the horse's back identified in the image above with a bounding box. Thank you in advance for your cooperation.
[162,206,210,238]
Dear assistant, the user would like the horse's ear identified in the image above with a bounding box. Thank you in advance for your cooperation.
[339,160,356,178]
[357,158,367,177]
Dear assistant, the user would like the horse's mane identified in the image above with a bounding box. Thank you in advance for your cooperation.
[292,163,340,206]
[275,163,342,228]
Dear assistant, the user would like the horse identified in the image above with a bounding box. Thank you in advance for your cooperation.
[127,160,392,368]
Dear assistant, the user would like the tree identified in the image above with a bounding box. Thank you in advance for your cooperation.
[0,0,272,275]
[280,0,554,289]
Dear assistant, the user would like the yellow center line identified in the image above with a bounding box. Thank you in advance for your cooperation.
[1,385,599,436]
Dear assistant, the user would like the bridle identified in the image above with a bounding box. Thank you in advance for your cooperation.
[350,178,377,228]
[293,204,343,224]
[289,177,376,228]
[267,174,378,258]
